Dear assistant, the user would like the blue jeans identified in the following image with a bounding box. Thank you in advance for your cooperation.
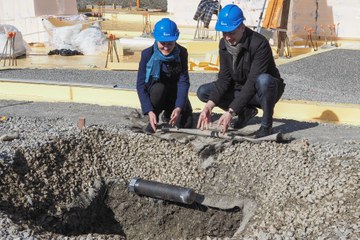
[197,73,285,128]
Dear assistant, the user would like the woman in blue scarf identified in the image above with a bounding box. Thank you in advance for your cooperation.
[137,18,193,133]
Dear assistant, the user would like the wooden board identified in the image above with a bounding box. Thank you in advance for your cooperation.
[262,0,284,29]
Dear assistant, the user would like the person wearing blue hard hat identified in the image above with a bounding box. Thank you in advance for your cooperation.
[137,18,193,133]
[196,4,286,138]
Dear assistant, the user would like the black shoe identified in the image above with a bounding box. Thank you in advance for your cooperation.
[231,107,258,129]
[255,126,272,138]
[179,112,193,129]
[145,123,155,134]
[161,112,170,123]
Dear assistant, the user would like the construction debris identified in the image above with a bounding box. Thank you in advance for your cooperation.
[42,19,107,55]
[0,25,26,65]
[105,34,120,68]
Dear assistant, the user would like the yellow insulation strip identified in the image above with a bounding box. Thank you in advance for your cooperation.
[0,81,359,126]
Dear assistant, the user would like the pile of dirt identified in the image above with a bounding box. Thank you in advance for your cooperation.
[1,113,359,239]
[0,127,242,239]
[107,180,242,239]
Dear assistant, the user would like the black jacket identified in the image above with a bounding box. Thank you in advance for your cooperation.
[209,27,282,114]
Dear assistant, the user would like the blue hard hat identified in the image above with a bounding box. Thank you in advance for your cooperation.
[215,4,245,32]
[153,18,180,41]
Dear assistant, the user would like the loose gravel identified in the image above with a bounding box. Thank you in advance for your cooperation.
[0,48,360,239]
[1,110,359,239]
[278,49,360,104]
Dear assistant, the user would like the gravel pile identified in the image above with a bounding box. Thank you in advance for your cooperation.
[278,49,360,105]
[1,48,359,239]
[0,68,217,94]
[1,114,359,239]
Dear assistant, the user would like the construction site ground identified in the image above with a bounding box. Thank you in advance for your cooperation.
[1,18,360,239]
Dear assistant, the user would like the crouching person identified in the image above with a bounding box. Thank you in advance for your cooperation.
[136,18,193,133]
[196,4,285,138]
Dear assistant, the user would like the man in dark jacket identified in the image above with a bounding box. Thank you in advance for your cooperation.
[137,18,193,133]
[196,4,285,138]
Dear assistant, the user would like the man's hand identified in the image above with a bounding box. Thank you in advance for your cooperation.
[148,111,157,132]
[197,101,216,130]
[169,107,181,127]
[197,107,212,130]
[197,108,212,130]
[217,111,233,134]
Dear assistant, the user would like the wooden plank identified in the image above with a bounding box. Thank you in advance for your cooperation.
[262,0,284,29]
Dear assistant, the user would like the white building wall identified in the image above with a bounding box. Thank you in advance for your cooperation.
[168,0,360,40]
[287,0,360,40]
[1,0,359,43]
[0,0,77,43]
[318,0,360,39]
[167,0,269,29]
[33,0,78,16]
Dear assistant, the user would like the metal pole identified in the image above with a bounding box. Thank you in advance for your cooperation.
[129,178,200,205]
[257,0,267,33]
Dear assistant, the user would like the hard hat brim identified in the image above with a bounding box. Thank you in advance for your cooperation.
[215,21,243,33]
[154,35,179,42]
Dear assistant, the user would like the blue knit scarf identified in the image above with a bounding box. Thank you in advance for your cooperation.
[145,42,180,83]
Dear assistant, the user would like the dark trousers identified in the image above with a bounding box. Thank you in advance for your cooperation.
[149,82,192,119]
[197,73,285,128]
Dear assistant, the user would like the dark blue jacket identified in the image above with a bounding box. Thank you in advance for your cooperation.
[136,43,190,115]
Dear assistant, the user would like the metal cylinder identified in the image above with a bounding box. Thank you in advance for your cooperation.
[128,177,198,204]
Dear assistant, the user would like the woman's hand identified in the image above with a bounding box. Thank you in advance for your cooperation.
[169,107,181,126]
[148,111,158,132]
